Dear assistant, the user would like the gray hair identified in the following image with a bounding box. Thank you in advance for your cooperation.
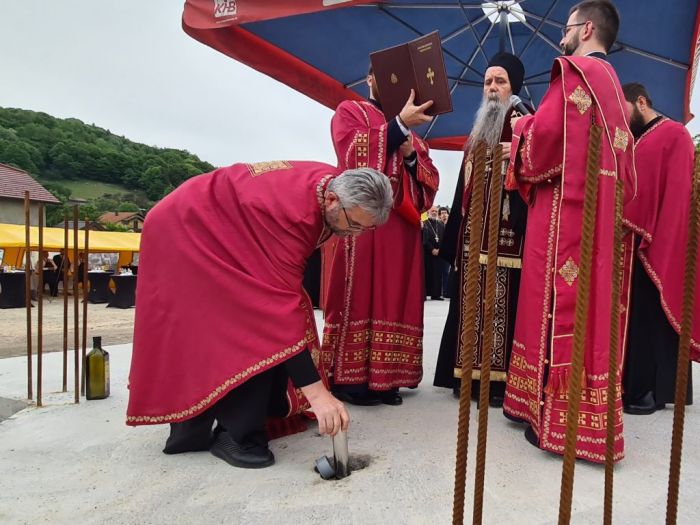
[328,167,393,225]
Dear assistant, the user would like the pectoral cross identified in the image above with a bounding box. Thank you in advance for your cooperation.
[426,67,435,85]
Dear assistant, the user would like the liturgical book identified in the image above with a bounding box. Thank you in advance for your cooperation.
[369,31,452,121]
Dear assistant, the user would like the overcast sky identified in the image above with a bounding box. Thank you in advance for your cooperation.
[1,1,698,206]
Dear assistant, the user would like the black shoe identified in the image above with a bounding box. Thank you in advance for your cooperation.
[378,391,403,406]
[210,432,274,469]
[488,394,504,408]
[333,390,382,406]
[624,391,664,415]
[431,297,444,301]
[524,426,539,448]
[503,411,526,424]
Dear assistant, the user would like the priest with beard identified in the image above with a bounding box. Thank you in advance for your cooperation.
[621,83,696,415]
[322,65,440,406]
[433,52,528,408]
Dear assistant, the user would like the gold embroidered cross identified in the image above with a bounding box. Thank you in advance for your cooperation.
[559,256,579,286]
[569,85,592,115]
[426,67,435,85]
[614,127,629,151]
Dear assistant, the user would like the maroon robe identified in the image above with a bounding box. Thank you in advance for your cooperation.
[321,100,439,390]
[127,161,334,426]
[503,56,636,463]
[623,118,700,361]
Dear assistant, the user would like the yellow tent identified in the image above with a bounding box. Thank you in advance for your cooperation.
[0,223,141,268]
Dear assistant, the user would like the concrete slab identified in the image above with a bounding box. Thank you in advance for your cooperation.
[0,301,698,524]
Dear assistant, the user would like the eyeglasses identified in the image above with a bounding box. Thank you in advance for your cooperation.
[341,206,376,232]
[561,22,587,37]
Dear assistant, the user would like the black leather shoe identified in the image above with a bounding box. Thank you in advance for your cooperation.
[210,432,274,469]
[503,411,526,424]
[488,394,504,408]
[624,391,663,415]
[378,391,403,406]
[333,390,382,406]
[524,426,539,448]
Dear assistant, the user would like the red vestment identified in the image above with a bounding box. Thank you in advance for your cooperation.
[126,161,334,427]
[321,100,439,390]
[623,118,700,361]
[503,56,636,463]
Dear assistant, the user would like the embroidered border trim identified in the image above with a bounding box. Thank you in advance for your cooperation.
[126,330,316,424]
[521,163,563,184]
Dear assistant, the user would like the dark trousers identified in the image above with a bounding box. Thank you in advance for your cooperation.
[164,364,289,454]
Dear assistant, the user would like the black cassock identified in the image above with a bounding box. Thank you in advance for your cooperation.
[422,218,445,300]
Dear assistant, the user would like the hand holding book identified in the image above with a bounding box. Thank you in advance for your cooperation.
[398,89,434,129]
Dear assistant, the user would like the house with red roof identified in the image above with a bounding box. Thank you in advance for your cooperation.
[0,163,60,225]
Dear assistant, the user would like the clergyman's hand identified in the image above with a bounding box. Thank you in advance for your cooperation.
[399,139,415,158]
[499,141,512,158]
[301,380,350,436]
[398,89,433,128]
[510,115,522,131]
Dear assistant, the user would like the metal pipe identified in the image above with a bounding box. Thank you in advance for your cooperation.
[332,430,350,479]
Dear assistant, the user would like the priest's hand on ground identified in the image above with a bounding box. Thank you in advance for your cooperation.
[301,380,350,436]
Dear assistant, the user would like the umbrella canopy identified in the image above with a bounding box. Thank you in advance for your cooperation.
[183,0,700,150]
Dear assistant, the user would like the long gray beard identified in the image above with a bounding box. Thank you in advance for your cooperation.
[466,96,510,152]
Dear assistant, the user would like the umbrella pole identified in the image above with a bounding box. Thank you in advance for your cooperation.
[37,204,44,407]
[452,142,487,525]
[665,152,700,524]
[24,191,33,401]
[73,207,80,403]
[62,216,69,392]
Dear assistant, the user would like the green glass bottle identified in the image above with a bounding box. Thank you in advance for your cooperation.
[86,336,110,400]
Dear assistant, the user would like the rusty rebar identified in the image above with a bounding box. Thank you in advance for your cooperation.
[453,142,487,525]
[73,207,80,403]
[558,123,602,524]
[665,151,700,525]
[37,204,44,407]
[603,179,624,525]
[472,145,504,525]
[24,191,33,401]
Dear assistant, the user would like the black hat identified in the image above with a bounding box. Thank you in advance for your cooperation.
[487,52,525,95]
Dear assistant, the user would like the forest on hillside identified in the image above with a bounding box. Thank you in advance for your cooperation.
[0,106,215,225]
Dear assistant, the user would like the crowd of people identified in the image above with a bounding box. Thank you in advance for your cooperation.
[125,0,698,470]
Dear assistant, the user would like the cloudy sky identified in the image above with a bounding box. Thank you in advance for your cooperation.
[1,1,698,206]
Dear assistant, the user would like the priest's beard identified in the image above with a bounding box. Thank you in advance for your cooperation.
[324,205,352,237]
[628,106,646,138]
[561,31,580,56]
[467,94,510,152]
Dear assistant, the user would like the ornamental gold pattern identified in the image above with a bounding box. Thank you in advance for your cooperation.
[568,85,592,115]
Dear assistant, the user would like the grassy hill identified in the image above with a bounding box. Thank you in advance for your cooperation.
[39,179,130,200]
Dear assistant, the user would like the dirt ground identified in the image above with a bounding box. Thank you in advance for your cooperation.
[0,294,135,358]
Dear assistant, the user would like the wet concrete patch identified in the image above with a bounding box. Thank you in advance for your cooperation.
[0,397,28,422]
